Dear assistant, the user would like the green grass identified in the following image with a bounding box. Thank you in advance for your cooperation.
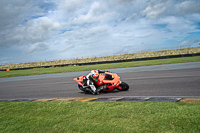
[0,56,200,78]
[0,101,199,133]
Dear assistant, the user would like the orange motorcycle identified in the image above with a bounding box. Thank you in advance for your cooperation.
[73,71,129,94]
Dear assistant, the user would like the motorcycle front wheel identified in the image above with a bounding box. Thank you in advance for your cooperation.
[118,82,129,91]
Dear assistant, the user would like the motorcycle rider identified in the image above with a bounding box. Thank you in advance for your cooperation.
[82,70,107,94]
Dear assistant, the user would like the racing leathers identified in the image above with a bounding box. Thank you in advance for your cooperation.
[82,70,106,94]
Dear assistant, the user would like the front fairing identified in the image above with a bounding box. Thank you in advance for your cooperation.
[73,76,84,86]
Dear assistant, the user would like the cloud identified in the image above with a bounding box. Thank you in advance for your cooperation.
[142,2,166,19]
[58,0,85,13]
[26,43,48,54]
[0,16,61,48]
[0,0,59,47]
[0,0,36,29]
[60,44,75,53]
[178,0,200,14]
[141,0,200,19]
[179,39,200,47]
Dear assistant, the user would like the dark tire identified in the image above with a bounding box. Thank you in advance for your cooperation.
[119,82,129,91]
[78,85,85,92]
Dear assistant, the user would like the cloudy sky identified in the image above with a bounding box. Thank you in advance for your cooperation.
[0,0,200,64]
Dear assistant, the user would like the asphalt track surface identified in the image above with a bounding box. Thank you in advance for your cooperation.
[0,62,200,100]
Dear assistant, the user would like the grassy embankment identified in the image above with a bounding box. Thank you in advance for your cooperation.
[1,101,200,133]
[1,47,200,70]
[0,55,200,78]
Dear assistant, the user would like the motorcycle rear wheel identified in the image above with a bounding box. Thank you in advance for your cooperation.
[119,82,129,91]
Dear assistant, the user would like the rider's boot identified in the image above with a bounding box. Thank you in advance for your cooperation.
[96,85,106,95]
[90,85,97,95]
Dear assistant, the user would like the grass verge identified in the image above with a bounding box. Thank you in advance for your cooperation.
[0,101,199,133]
[0,56,200,78]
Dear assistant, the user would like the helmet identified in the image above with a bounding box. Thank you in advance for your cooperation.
[90,70,99,81]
